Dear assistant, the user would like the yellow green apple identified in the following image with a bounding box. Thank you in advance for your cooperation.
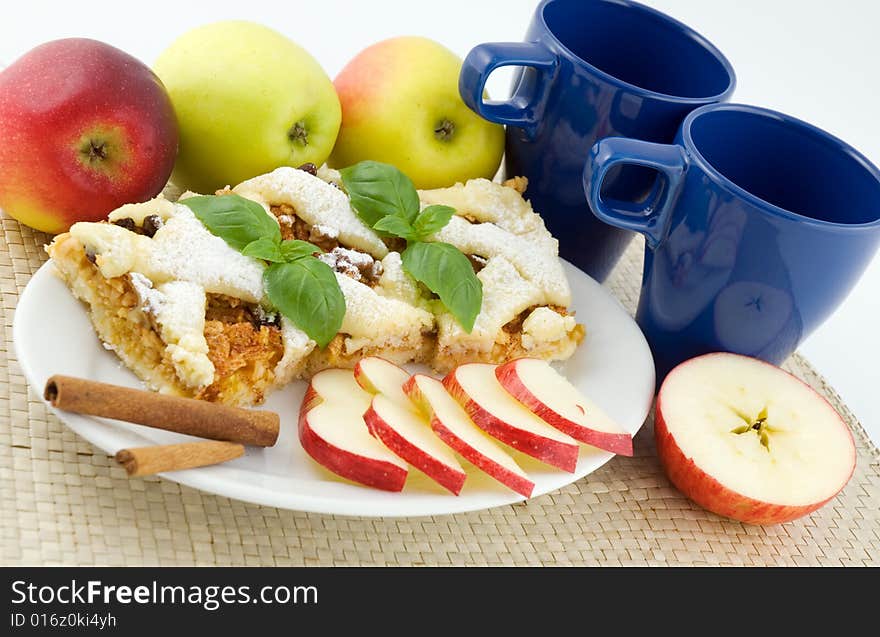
[331,37,504,189]
[154,21,341,193]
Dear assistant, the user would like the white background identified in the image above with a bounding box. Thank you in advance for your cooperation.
[2,0,878,443]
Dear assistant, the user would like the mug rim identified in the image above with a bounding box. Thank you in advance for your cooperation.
[537,0,736,104]
[682,103,880,230]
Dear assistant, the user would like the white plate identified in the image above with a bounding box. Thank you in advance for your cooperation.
[13,260,654,517]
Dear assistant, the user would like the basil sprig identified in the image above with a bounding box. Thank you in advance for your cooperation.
[401,242,482,332]
[340,161,482,332]
[182,194,280,250]
[264,258,345,349]
[180,195,345,348]
[341,160,421,228]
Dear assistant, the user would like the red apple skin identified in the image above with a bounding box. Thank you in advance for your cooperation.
[363,401,466,495]
[654,353,857,525]
[0,38,178,233]
[431,418,534,498]
[298,384,407,492]
[442,370,579,473]
[403,375,535,498]
[495,360,633,457]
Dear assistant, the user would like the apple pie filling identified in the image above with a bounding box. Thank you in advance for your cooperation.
[198,294,285,404]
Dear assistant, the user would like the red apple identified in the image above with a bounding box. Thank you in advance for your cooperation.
[299,368,407,491]
[364,394,467,495]
[655,352,856,525]
[443,363,580,472]
[0,38,178,233]
[405,374,534,497]
[496,358,632,456]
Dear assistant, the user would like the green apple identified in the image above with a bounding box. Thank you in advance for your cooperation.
[331,37,504,189]
[154,21,341,193]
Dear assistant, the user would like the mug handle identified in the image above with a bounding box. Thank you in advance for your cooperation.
[459,41,557,136]
[584,138,690,249]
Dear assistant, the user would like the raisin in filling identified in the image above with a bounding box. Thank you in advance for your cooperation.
[112,215,164,238]
[267,204,384,287]
[317,247,384,287]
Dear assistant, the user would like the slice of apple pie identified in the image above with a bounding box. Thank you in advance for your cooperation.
[47,165,584,406]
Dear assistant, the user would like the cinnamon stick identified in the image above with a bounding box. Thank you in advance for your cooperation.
[115,441,245,477]
[44,375,279,447]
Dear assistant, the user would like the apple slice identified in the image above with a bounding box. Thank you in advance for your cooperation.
[364,394,467,495]
[404,374,535,497]
[655,352,856,525]
[299,368,407,491]
[496,358,632,456]
[355,356,467,494]
[354,356,411,405]
[444,363,580,472]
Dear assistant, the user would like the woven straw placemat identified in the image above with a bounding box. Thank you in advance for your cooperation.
[1,213,878,566]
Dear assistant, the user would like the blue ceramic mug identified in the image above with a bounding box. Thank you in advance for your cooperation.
[585,103,880,380]
[459,0,735,281]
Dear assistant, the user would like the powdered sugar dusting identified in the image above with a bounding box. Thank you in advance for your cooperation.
[436,256,544,354]
[311,224,339,240]
[432,216,570,306]
[318,247,381,284]
[233,167,388,258]
[336,273,434,355]
[128,272,164,315]
[419,178,571,307]
[152,280,213,388]
[148,205,266,303]
[419,178,541,235]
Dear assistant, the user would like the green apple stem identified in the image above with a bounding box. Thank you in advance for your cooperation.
[288,121,309,147]
[730,406,772,451]
[434,119,455,142]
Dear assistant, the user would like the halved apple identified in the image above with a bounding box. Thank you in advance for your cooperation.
[299,368,407,491]
[496,358,632,456]
[443,363,580,472]
[404,374,535,497]
[655,352,856,525]
[364,394,467,495]
[354,356,412,405]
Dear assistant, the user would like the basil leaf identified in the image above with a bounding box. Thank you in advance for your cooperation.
[242,237,284,262]
[402,241,482,332]
[280,239,321,262]
[264,259,345,348]
[181,194,281,251]
[340,161,421,227]
[372,215,417,241]
[413,205,455,239]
